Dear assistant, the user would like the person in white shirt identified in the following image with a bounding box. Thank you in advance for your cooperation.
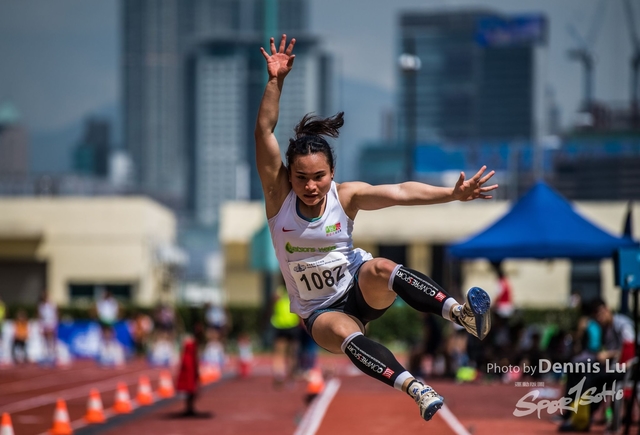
[38,292,58,364]
[97,326,125,367]
[95,290,122,363]
[255,34,498,422]
[96,291,120,327]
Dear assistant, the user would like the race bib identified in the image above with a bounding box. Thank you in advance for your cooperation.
[288,251,352,300]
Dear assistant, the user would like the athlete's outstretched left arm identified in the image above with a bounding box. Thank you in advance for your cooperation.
[341,166,498,213]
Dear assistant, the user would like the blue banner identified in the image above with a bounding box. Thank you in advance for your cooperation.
[476,15,547,47]
[57,320,134,358]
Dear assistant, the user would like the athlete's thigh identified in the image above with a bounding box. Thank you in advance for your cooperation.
[357,258,397,309]
[311,311,363,353]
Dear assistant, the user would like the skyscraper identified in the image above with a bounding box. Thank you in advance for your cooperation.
[72,118,111,178]
[398,10,547,145]
[188,41,252,226]
[122,0,186,208]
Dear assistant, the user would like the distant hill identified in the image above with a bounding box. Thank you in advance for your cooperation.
[30,101,121,174]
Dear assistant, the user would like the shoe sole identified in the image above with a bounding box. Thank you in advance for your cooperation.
[422,396,444,421]
[467,287,491,339]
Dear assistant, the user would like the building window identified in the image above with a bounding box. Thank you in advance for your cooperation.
[69,284,133,301]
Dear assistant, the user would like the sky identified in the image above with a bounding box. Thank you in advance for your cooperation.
[311,0,634,128]
[0,0,636,171]
[0,0,118,132]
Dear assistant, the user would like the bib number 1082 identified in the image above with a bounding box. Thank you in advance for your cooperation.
[299,265,346,292]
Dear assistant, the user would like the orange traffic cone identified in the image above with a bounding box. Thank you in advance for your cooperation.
[199,364,211,385]
[201,363,221,384]
[1,413,14,435]
[84,389,105,424]
[113,382,132,414]
[136,375,154,406]
[213,364,222,382]
[157,370,175,398]
[49,398,73,435]
[305,367,325,404]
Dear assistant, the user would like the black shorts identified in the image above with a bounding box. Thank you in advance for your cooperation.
[303,264,391,337]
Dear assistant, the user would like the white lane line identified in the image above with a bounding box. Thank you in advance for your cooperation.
[0,368,101,394]
[437,403,472,435]
[0,368,151,414]
[294,378,341,435]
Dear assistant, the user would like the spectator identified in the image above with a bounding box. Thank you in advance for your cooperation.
[202,328,226,370]
[203,301,232,370]
[408,313,444,380]
[176,336,200,416]
[146,303,179,366]
[204,301,231,338]
[38,292,58,364]
[147,332,177,367]
[270,285,301,387]
[491,262,514,319]
[237,332,254,378]
[297,324,319,376]
[154,303,176,335]
[97,325,125,367]
[446,325,469,377]
[129,310,153,357]
[12,309,29,364]
[559,298,631,432]
[94,290,122,363]
[95,290,120,328]
[592,298,635,366]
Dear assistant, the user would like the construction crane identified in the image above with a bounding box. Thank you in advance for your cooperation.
[622,0,640,124]
[566,0,608,110]
[566,24,594,110]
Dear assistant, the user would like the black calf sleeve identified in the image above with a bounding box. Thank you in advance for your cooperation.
[341,332,412,391]
[389,265,457,319]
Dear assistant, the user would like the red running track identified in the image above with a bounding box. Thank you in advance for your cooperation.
[0,355,624,435]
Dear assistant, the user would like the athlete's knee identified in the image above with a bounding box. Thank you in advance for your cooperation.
[340,331,363,353]
[330,322,361,343]
[313,314,361,349]
[367,258,397,281]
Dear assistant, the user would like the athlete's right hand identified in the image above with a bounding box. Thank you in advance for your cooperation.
[260,34,296,80]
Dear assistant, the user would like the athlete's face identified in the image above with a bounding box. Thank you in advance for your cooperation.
[289,153,334,207]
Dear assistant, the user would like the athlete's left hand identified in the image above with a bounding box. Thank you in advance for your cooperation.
[452,166,498,201]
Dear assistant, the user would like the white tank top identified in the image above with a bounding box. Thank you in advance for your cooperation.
[268,181,373,318]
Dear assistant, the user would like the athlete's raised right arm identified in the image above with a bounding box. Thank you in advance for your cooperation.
[255,35,296,217]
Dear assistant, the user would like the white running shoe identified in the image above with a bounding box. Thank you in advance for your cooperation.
[407,381,444,422]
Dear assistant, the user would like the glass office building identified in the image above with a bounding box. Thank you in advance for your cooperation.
[398,10,547,144]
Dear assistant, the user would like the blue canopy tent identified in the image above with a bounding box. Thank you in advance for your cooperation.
[449,184,639,418]
[449,182,637,261]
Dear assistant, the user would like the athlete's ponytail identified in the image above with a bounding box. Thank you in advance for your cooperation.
[286,112,344,170]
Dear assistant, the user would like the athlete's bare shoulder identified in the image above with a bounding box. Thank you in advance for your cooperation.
[336,181,371,219]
